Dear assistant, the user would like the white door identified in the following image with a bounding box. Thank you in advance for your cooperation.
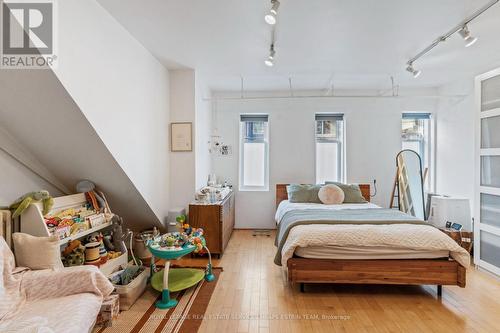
[475,68,500,276]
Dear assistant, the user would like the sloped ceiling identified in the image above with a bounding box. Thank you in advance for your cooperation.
[0,69,162,231]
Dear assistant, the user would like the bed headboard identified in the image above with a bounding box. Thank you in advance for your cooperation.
[276,183,371,208]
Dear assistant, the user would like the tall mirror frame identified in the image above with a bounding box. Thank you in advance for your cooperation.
[396,149,426,220]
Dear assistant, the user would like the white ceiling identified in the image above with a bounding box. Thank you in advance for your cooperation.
[98,0,500,91]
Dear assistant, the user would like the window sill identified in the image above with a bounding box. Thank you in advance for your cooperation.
[238,187,269,192]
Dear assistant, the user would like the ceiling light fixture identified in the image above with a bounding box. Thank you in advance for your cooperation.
[405,0,498,78]
[265,0,280,25]
[458,25,478,47]
[406,63,421,78]
[264,44,275,67]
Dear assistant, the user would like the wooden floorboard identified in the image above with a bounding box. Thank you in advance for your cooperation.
[175,230,500,333]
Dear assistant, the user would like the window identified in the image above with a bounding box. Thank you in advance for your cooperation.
[402,113,432,190]
[315,114,344,184]
[239,114,269,191]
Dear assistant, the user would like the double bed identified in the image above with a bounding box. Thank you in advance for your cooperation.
[274,184,469,294]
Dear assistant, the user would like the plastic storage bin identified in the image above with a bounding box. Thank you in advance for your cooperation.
[113,268,149,311]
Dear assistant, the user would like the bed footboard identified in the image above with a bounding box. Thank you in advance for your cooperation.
[287,258,466,288]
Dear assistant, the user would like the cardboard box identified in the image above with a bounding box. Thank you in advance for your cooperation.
[95,294,120,327]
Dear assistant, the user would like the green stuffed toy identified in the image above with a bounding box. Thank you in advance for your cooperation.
[9,190,54,218]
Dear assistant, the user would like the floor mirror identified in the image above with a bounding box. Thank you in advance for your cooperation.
[396,150,426,220]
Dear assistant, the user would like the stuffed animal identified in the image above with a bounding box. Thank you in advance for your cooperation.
[62,240,86,267]
[85,232,100,244]
[165,235,177,247]
[107,251,122,260]
[9,190,54,218]
[111,215,127,254]
[103,234,115,251]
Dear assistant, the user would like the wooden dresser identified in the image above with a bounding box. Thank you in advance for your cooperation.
[188,191,235,258]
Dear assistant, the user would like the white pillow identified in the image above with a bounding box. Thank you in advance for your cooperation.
[12,233,63,270]
[318,184,345,205]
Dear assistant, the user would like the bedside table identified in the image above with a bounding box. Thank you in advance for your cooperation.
[439,228,473,254]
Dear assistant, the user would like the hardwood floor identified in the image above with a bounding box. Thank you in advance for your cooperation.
[176,230,500,333]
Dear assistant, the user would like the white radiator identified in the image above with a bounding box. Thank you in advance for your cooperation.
[0,210,13,247]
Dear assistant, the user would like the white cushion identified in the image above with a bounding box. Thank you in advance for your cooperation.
[12,233,63,270]
[318,184,345,205]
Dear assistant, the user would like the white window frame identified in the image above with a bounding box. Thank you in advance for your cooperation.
[315,113,345,184]
[238,114,269,192]
[401,112,435,193]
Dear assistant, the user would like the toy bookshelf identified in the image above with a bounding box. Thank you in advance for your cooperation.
[20,193,127,275]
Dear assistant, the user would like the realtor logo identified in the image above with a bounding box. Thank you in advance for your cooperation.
[1,0,57,69]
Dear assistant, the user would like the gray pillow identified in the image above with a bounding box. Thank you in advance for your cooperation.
[286,184,322,203]
[325,182,367,203]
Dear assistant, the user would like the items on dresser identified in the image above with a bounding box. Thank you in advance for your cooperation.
[189,191,235,258]
[207,174,217,187]
[195,186,231,204]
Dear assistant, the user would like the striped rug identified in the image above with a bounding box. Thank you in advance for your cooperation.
[95,267,222,333]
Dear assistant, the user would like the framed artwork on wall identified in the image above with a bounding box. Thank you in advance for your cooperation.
[170,122,192,152]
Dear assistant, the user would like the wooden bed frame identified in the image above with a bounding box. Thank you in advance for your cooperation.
[276,184,466,294]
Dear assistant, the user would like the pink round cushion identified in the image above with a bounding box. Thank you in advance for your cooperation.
[318,184,345,205]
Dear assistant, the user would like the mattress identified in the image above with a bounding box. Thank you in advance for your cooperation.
[294,245,450,260]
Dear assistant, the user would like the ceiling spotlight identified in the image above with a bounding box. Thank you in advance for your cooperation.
[458,25,478,47]
[406,63,421,78]
[265,44,276,67]
[265,0,280,25]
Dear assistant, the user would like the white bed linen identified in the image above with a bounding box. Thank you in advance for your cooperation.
[275,200,470,267]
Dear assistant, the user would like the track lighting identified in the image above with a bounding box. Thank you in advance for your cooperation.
[264,44,275,67]
[406,63,421,78]
[265,0,280,25]
[405,0,498,78]
[458,25,478,47]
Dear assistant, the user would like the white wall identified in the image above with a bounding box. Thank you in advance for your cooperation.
[435,80,476,213]
[53,0,171,222]
[212,92,438,228]
[169,70,213,209]
[195,75,212,190]
[0,125,68,207]
[0,149,63,207]
[169,70,196,209]
[0,69,163,230]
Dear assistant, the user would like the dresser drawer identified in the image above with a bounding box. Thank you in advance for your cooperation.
[188,192,235,257]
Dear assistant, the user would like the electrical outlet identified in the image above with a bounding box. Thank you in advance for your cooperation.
[371,179,378,197]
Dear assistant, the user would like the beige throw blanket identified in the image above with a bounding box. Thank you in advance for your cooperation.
[0,237,114,332]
